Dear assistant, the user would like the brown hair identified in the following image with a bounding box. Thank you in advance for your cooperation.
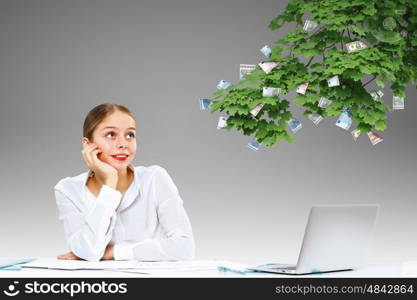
[83,103,136,141]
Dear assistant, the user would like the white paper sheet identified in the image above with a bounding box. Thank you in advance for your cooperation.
[113,261,254,275]
[402,261,417,275]
[22,258,138,270]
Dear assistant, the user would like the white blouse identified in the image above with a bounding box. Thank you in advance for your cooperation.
[54,164,195,262]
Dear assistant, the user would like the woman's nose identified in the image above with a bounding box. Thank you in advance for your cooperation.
[116,138,128,149]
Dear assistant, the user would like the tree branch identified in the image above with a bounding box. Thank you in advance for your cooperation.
[289,43,295,57]
[323,42,337,50]
[305,56,314,67]
[322,41,337,58]
[362,76,376,87]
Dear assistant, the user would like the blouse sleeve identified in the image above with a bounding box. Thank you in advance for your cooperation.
[113,166,195,261]
[55,184,122,262]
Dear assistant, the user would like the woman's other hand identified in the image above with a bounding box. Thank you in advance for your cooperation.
[57,252,82,260]
[57,244,114,261]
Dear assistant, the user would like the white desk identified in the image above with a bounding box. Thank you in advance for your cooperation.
[0,260,415,278]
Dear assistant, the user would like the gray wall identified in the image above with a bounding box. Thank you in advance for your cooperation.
[0,0,416,264]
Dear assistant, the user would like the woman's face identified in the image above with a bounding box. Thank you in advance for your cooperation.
[84,110,137,171]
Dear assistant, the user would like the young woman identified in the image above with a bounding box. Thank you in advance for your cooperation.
[54,103,195,262]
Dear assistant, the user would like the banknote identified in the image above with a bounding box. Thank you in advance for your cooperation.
[217,80,233,90]
[307,112,323,125]
[250,102,265,117]
[287,118,302,133]
[262,87,281,97]
[217,116,228,129]
[296,82,309,94]
[335,112,352,130]
[199,98,212,110]
[247,138,261,151]
[258,61,278,74]
[239,64,257,80]
[318,97,332,108]
[260,45,272,58]
[351,129,361,141]
[303,19,318,32]
[346,41,367,53]
[392,96,404,109]
[370,90,384,102]
[327,75,340,87]
[342,107,353,117]
[367,131,383,145]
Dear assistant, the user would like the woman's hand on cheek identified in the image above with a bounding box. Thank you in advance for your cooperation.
[81,142,118,188]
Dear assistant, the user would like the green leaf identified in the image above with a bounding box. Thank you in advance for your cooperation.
[351,25,366,36]
[281,111,292,121]
[210,101,222,112]
[285,135,296,143]
[375,120,387,131]
[375,78,385,88]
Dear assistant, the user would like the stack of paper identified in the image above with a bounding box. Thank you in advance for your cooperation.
[114,260,241,275]
[19,258,258,275]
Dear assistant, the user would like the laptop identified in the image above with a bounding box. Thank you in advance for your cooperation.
[249,204,379,275]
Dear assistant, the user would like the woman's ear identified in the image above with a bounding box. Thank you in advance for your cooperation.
[82,137,90,148]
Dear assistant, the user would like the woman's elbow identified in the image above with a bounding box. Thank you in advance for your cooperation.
[71,246,104,262]
[69,236,105,262]
[161,234,195,261]
[177,236,195,260]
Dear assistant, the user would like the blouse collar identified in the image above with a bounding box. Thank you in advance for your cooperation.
[83,164,140,212]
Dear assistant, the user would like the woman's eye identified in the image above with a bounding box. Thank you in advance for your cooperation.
[105,132,115,138]
[128,133,135,138]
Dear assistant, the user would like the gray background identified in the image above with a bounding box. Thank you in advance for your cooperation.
[0,0,416,264]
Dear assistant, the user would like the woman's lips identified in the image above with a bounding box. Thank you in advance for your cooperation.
[111,155,128,161]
